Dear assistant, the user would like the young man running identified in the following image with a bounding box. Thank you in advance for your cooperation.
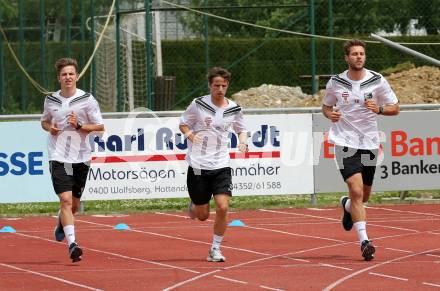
[322,39,399,261]
[41,58,104,262]
[179,67,248,262]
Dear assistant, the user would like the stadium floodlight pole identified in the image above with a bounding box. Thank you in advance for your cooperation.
[371,33,440,67]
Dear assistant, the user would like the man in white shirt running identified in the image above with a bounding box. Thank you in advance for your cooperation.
[41,58,104,262]
[179,67,248,262]
[322,39,399,261]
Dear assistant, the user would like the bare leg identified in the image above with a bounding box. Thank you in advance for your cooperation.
[58,191,74,227]
[194,203,210,221]
[346,173,365,223]
[213,194,230,236]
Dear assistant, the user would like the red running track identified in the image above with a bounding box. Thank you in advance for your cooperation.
[1,204,439,290]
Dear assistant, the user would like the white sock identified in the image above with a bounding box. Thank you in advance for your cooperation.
[63,225,75,245]
[344,198,351,213]
[353,221,368,245]
[211,234,223,250]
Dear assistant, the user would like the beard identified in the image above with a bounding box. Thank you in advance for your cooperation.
[349,63,364,71]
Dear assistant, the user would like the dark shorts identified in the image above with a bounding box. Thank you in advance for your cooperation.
[187,166,232,205]
[335,146,378,186]
[49,161,90,198]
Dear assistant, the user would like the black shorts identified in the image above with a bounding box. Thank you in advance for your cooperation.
[187,166,232,205]
[49,161,90,198]
[335,146,378,186]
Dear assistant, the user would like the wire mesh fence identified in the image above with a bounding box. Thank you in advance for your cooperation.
[0,0,439,114]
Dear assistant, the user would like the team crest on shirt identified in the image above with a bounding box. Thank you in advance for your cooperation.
[341,92,349,104]
[364,92,373,101]
[204,117,213,127]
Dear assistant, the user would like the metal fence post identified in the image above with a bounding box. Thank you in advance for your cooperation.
[90,0,96,96]
[310,193,317,205]
[40,0,47,89]
[80,0,86,89]
[66,0,72,57]
[328,0,334,75]
[0,11,4,113]
[145,0,154,109]
[116,0,123,112]
[19,0,26,112]
[309,0,317,94]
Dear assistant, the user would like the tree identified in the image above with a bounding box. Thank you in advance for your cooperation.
[178,0,309,38]
[178,0,439,37]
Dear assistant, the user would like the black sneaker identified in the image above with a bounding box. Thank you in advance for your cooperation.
[54,220,65,242]
[340,196,353,231]
[69,242,83,263]
[361,240,375,261]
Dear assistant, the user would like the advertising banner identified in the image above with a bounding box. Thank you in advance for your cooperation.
[313,111,440,192]
[83,114,315,200]
[0,121,55,203]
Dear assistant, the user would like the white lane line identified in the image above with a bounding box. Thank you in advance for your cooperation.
[155,212,347,243]
[426,254,440,258]
[423,282,440,288]
[163,270,221,291]
[320,263,353,271]
[259,208,339,222]
[385,247,414,253]
[77,218,270,256]
[366,206,440,218]
[259,209,420,233]
[323,247,440,291]
[288,258,311,263]
[369,272,408,281]
[14,232,199,274]
[260,285,285,291]
[214,275,248,285]
[0,263,102,291]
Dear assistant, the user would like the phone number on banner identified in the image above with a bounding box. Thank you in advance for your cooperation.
[232,181,282,191]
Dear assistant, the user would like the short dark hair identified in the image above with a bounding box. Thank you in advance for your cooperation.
[343,39,366,56]
[55,58,78,75]
[207,67,231,84]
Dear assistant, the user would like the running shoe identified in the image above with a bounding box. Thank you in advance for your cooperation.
[69,242,83,263]
[340,196,353,231]
[361,240,375,261]
[207,247,225,262]
[188,200,196,220]
[54,215,65,242]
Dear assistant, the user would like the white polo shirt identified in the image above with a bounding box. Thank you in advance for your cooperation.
[180,95,246,170]
[41,89,103,163]
[322,69,398,149]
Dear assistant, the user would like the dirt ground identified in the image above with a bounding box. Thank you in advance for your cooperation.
[231,66,440,108]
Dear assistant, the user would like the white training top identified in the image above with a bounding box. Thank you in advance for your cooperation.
[180,95,246,170]
[322,69,398,149]
[41,89,103,163]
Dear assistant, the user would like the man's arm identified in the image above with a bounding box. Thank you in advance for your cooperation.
[179,124,196,143]
[67,112,104,133]
[365,101,400,116]
[322,104,341,122]
[41,120,61,135]
[237,131,248,153]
